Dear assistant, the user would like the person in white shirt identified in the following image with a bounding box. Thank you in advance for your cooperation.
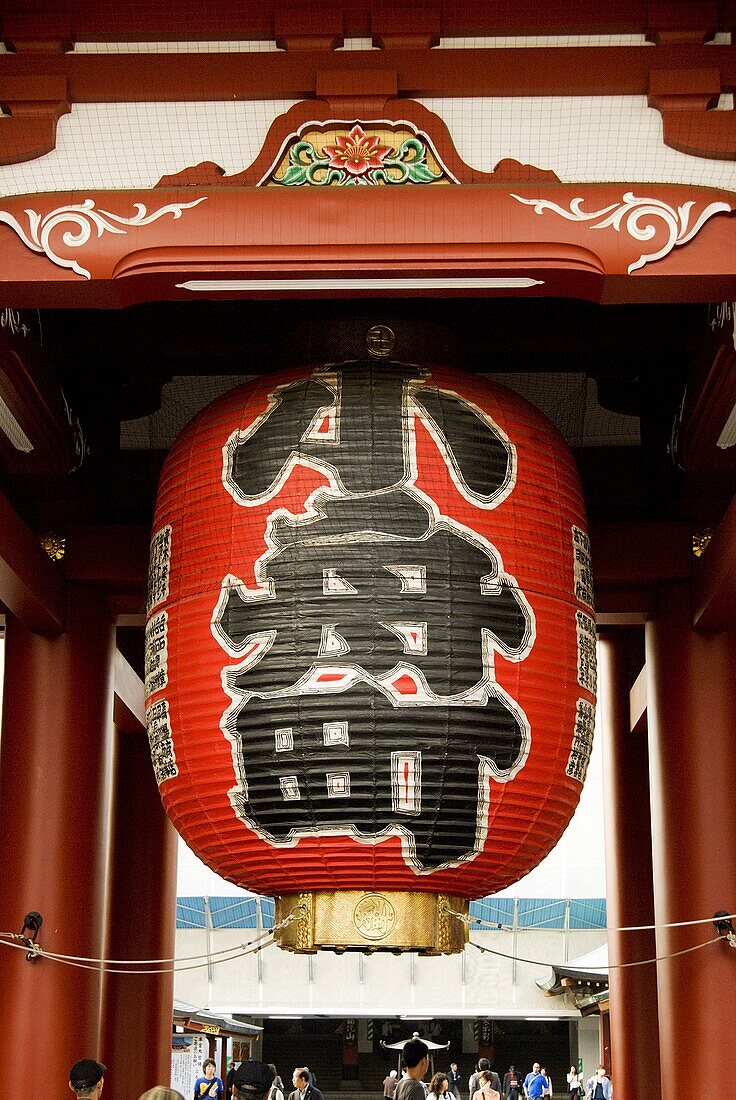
[566,1067,581,1100]
[268,1072,284,1100]
[426,1072,456,1100]
[540,1068,552,1098]
[288,1069,324,1100]
[585,1066,612,1100]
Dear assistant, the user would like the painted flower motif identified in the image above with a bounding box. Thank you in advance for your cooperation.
[324,124,392,177]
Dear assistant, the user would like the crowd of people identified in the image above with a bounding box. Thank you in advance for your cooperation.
[67,1058,324,1100]
[67,1043,612,1100]
[383,1046,612,1100]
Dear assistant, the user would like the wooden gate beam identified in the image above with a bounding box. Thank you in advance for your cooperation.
[0,487,65,634]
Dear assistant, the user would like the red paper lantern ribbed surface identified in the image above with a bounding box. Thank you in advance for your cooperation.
[146,361,596,898]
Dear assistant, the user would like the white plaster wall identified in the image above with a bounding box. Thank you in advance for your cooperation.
[176,928,211,1008]
[1,93,735,199]
[173,927,606,1018]
[577,1016,602,1081]
[418,95,736,191]
[0,101,298,198]
[309,950,362,1011]
[354,951,414,1016]
[407,950,464,1014]
[209,929,264,1011]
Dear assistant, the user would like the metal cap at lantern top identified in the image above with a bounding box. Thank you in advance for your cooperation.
[365,324,396,359]
[275,891,469,954]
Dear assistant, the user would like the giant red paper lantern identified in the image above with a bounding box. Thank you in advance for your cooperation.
[146,360,596,947]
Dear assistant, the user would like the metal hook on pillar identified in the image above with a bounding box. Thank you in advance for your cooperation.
[713,911,736,948]
[18,911,43,961]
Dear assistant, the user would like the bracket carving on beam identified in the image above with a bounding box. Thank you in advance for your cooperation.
[648,66,736,161]
[0,72,70,165]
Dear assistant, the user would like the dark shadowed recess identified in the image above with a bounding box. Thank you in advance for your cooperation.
[34,296,712,532]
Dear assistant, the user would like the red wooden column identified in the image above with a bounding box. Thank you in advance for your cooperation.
[598,633,660,1100]
[0,586,115,1092]
[645,582,736,1084]
[100,730,178,1100]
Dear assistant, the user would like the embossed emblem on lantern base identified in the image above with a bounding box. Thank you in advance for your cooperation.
[274,891,469,955]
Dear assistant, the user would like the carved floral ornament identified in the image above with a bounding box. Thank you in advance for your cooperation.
[260,121,457,187]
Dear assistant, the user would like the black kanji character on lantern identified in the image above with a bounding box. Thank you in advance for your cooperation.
[214,361,535,871]
[224,362,514,502]
[216,520,531,698]
[227,681,527,870]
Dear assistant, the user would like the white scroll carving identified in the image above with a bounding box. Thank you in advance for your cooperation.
[0,196,206,279]
[511,191,732,273]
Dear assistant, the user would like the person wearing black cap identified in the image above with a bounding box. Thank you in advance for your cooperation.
[69,1059,106,1100]
[232,1061,276,1100]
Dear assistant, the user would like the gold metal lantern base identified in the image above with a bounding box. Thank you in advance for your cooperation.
[274,891,469,955]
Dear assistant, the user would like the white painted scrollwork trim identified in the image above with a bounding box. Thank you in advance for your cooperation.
[511,191,733,273]
[0,196,206,279]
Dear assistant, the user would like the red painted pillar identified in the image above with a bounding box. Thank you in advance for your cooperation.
[646,582,736,1084]
[0,589,115,1093]
[100,731,178,1100]
[598,634,660,1100]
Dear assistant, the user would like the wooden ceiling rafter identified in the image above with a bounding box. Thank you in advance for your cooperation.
[2,42,736,102]
[1,1,734,46]
[2,39,736,164]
